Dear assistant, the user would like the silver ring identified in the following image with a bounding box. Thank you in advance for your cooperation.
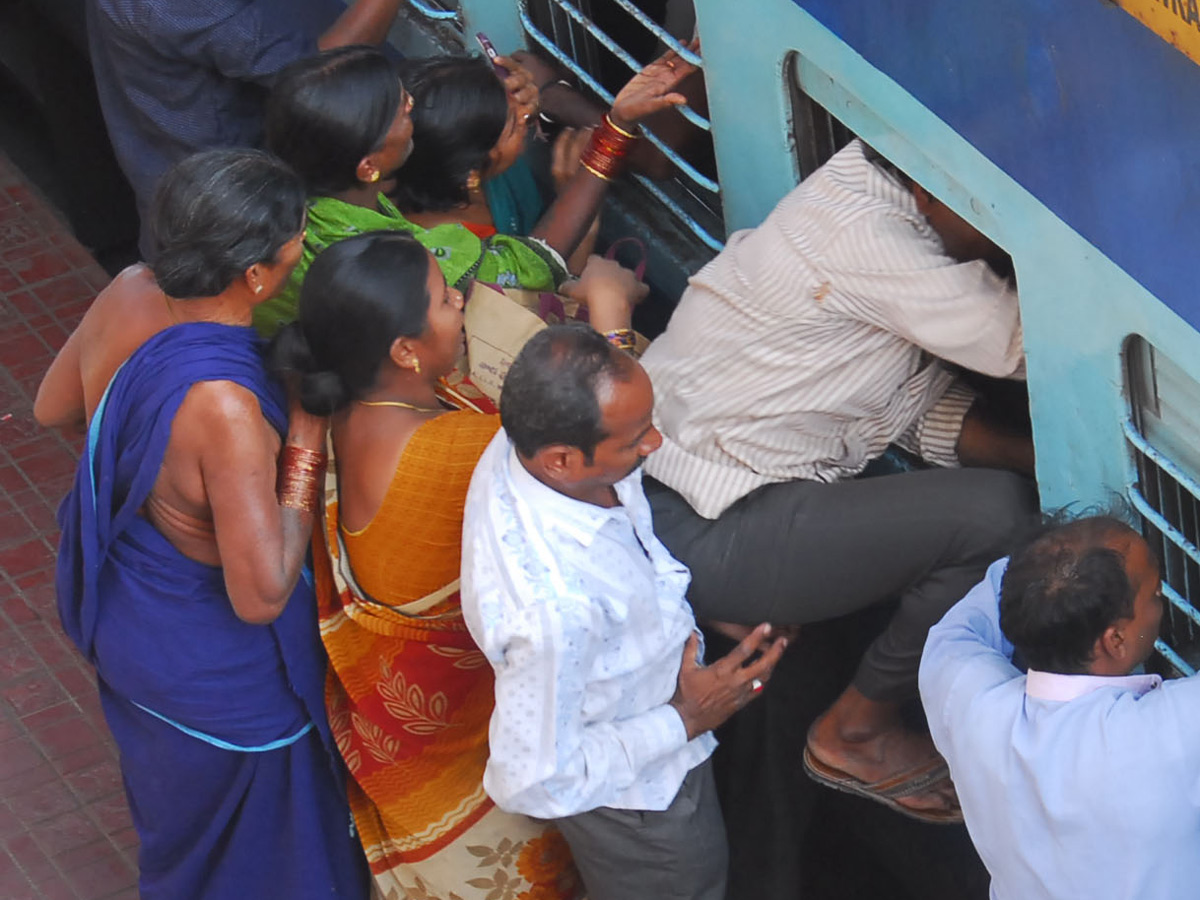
[751,678,764,693]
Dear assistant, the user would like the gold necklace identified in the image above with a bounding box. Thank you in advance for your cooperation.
[357,399,443,413]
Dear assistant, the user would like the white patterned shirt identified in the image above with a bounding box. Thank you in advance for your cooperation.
[642,139,1025,519]
[461,430,716,818]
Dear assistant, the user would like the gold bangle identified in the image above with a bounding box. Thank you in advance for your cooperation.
[604,114,638,139]
[603,328,636,352]
[580,160,614,182]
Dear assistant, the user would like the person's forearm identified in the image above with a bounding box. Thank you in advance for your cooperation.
[318,0,404,50]
[530,173,609,261]
[956,401,1035,476]
[243,421,326,623]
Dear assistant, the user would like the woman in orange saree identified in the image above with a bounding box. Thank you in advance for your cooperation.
[271,231,644,900]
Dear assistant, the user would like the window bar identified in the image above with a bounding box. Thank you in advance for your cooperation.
[1160,571,1200,631]
[406,0,459,21]
[521,12,720,197]
[1155,638,1195,677]
[1123,419,1200,508]
[1190,488,1200,642]
[630,174,725,253]
[602,0,704,66]
[521,0,712,133]
[1182,480,1199,634]
[1160,463,1184,597]
[1127,486,1200,574]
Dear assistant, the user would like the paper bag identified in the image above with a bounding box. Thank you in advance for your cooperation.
[463,282,649,405]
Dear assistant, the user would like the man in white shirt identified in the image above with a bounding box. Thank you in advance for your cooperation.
[461,324,786,900]
[640,139,1037,821]
[918,516,1199,900]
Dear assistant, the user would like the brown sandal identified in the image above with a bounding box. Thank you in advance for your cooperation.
[802,742,964,825]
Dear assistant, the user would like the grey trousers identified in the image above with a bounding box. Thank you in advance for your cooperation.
[554,759,727,900]
[645,467,1036,701]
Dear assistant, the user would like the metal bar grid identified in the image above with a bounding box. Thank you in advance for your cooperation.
[602,0,703,66]
[1124,418,1200,675]
[519,6,717,187]
[407,0,460,21]
[522,0,710,132]
[518,0,726,252]
[1155,639,1196,677]
[630,174,724,253]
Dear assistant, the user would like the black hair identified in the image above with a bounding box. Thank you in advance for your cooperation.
[500,323,634,463]
[389,56,508,213]
[999,515,1143,674]
[148,149,306,299]
[265,46,402,196]
[268,231,431,416]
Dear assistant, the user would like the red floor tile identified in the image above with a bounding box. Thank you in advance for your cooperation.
[0,153,138,900]
[61,759,120,805]
[2,248,74,288]
[64,853,136,897]
[31,716,101,762]
[0,540,54,580]
[7,778,78,826]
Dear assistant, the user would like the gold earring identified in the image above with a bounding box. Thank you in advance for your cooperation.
[367,170,381,183]
[412,358,422,375]
[466,172,481,193]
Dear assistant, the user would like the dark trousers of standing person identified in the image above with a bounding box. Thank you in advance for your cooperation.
[645,467,1037,701]
[553,758,727,900]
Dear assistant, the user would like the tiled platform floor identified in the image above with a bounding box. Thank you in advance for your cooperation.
[0,152,139,899]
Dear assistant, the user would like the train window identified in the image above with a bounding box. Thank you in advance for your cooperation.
[785,52,855,180]
[406,0,460,24]
[1124,335,1200,677]
[518,0,725,252]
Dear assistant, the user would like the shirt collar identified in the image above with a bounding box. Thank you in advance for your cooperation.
[1025,668,1163,702]
[505,442,637,547]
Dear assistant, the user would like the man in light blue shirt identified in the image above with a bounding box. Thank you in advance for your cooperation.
[462,324,786,900]
[919,515,1200,900]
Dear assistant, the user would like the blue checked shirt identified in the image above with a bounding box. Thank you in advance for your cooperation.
[461,430,715,819]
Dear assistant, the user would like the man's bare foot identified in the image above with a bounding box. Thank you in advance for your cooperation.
[806,689,958,816]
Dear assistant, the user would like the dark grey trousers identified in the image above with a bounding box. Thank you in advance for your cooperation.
[554,759,727,900]
[646,468,1036,701]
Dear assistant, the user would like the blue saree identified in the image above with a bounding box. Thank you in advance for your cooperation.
[55,322,368,900]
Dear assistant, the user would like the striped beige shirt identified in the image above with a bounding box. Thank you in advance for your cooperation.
[642,140,1024,520]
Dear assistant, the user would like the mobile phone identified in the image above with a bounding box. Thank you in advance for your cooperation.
[475,33,509,78]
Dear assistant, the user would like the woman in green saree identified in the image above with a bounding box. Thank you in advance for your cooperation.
[254,44,694,337]
[390,55,596,273]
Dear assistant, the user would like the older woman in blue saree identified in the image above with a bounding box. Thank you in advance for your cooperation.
[35,149,369,900]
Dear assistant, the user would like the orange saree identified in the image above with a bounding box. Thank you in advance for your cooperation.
[315,408,582,900]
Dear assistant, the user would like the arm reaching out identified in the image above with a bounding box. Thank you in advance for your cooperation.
[531,48,698,260]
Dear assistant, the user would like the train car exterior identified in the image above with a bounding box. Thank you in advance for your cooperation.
[402,0,1200,673]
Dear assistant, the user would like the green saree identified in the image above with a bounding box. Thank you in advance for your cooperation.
[254,192,567,338]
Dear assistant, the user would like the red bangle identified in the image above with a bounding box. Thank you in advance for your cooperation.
[579,115,639,182]
[276,445,327,514]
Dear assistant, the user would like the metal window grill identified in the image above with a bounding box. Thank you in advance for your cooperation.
[518,0,725,252]
[406,0,460,23]
[1125,337,1200,677]
[786,53,855,179]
